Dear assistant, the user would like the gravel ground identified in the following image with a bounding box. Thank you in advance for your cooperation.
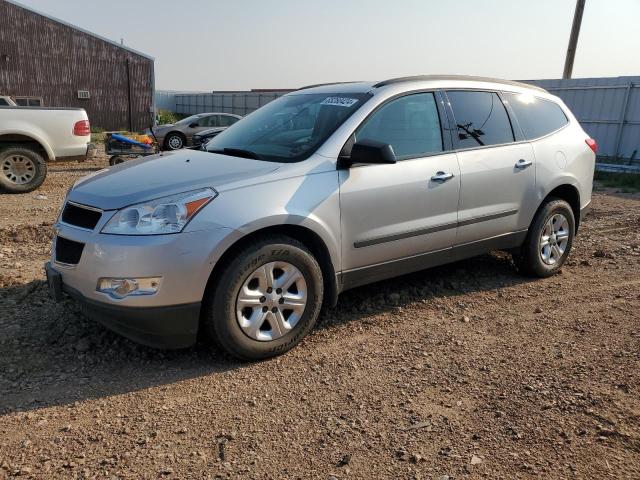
[0,148,639,479]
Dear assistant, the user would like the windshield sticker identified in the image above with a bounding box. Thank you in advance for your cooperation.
[320,97,359,108]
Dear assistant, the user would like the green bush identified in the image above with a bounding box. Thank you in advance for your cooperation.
[594,171,640,192]
[157,109,180,125]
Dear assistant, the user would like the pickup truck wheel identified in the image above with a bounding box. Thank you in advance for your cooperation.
[164,133,184,150]
[514,198,575,277]
[0,146,47,193]
[203,235,324,360]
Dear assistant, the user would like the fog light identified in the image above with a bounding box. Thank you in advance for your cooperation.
[97,277,161,299]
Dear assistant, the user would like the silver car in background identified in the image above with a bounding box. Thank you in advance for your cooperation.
[46,75,596,360]
[153,112,242,150]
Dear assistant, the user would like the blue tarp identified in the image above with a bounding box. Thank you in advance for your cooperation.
[111,133,152,149]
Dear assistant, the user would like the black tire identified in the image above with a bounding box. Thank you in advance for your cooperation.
[0,145,47,193]
[164,132,185,150]
[203,235,324,360]
[514,198,575,277]
[109,155,125,166]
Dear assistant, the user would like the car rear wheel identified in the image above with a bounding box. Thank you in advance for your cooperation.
[0,145,47,193]
[164,133,184,150]
[203,235,324,360]
[514,198,575,277]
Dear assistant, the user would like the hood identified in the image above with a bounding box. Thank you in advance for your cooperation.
[67,149,282,210]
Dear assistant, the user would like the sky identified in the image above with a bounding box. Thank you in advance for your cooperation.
[13,0,640,91]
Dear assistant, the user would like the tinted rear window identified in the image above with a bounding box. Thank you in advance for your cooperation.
[447,91,514,148]
[504,92,568,140]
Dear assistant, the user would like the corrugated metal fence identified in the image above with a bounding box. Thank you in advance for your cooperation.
[174,91,289,117]
[525,76,640,172]
[157,76,640,172]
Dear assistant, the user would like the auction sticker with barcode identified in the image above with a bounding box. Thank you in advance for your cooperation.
[320,97,359,107]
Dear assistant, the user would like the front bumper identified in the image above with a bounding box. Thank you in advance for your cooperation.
[46,262,200,348]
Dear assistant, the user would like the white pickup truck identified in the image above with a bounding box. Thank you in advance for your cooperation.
[0,99,94,193]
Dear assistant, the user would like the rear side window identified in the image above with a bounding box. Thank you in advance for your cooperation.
[355,92,443,160]
[14,97,42,107]
[203,115,219,127]
[0,98,8,106]
[504,92,568,139]
[219,115,238,127]
[447,91,514,148]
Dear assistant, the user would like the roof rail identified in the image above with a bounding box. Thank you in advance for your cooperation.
[372,75,547,92]
[296,81,361,91]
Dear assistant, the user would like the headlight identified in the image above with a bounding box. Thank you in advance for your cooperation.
[101,188,217,235]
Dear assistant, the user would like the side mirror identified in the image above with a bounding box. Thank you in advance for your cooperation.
[339,139,396,168]
[189,122,198,128]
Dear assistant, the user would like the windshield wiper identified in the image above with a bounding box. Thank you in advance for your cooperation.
[210,148,262,160]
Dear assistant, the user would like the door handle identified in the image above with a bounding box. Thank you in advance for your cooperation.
[515,159,532,169]
[430,171,454,182]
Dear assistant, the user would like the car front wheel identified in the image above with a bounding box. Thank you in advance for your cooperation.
[203,236,324,360]
[164,133,184,150]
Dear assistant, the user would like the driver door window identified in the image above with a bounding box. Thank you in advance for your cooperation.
[355,93,443,160]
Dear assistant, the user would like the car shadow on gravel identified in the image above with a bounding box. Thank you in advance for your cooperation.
[0,251,531,415]
[0,280,247,415]
[318,251,532,330]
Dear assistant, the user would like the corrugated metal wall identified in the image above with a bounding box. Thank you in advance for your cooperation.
[525,76,639,162]
[0,0,154,131]
[174,91,290,117]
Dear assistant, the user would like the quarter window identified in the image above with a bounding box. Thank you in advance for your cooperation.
[355,92,443,160]
[503,92,568,140]
[447,91,514,148]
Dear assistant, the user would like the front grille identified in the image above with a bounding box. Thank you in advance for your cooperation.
[61,202,102,230]
[55,236,85,265]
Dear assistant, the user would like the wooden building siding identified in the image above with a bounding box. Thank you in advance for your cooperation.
[0,0,154,131]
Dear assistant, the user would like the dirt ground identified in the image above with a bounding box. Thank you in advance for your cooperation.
[0,148,639,479]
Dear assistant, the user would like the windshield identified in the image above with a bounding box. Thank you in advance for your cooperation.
[175,114,201,126]
[205,92,370,162]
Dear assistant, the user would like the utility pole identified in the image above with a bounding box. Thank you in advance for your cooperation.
[563,0,586,79]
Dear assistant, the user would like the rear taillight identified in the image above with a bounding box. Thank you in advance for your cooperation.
[73,120,90,136]
[585,138,598,154]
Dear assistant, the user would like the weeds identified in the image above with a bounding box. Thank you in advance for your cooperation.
[594,171,640,192]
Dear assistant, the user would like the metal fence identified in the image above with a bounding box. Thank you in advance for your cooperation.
[155,90,206,112]
[525,76,640,173]
[174,91,289,117]
[157,76,640,173]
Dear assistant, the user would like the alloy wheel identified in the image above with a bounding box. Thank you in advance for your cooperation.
[167,135,183,149]
[539,213,570,265]
[236,261,307,341]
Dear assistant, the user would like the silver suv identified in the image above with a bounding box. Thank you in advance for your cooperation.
[46,76,596,360]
